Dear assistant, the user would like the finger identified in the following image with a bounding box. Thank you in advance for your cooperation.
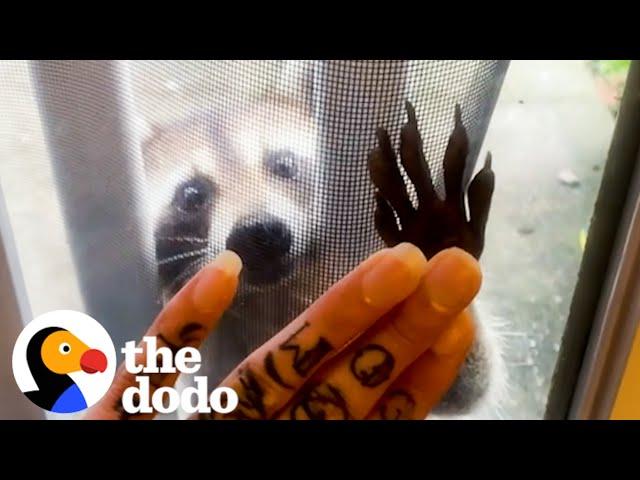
[374,191,402,247]
[84,250,242,420]
[400,101,437,205]
[443,104,469,208]
[278,247,481,420]
[368,128,415,223]
[467,153,495,259]
[366,309,475,420]
[214,243,428,420]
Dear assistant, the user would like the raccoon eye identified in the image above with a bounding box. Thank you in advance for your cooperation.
[264,150,299,180]
[173,177,213,213]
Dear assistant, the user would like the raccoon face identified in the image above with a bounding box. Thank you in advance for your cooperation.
[142,98,322,297]
[141,97,504,420]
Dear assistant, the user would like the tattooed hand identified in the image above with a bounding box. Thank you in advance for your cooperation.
[368,101,495,260]
[86,244,481,421]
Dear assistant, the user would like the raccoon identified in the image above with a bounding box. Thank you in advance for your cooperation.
[141,94,323,383]
[140,93,505,420]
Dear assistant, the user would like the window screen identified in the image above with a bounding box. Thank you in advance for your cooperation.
[1,60,622,419]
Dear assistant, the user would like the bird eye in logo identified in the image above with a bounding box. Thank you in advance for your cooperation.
[12,310,116,414]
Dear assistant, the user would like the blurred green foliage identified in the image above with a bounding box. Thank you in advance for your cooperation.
[591,60,631,77]
[588,60,631,117]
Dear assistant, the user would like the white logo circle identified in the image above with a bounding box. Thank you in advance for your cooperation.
[12,310,117,414]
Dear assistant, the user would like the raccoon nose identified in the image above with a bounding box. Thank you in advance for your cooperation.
[226,217,292,262]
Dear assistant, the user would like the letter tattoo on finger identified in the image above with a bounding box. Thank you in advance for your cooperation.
[350,344,395,388]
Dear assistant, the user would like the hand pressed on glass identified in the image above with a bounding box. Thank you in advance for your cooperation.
[85,243,481,420]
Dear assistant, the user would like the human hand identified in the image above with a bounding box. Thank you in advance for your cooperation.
[85,243,480,420]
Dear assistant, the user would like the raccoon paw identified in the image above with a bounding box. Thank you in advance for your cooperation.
[367,101,495,260]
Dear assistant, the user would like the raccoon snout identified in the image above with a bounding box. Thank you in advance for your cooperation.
[226,216,292,258]
[226,215,293,285]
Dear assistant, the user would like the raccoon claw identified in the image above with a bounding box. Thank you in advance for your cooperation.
[399,101,437,204]
[368,101,495,260]
[443,103,470,205]
[368,128,415,225]
[374,190,402,246]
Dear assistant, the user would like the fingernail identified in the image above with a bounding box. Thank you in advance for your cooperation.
[192,250,242,313]
[423,248,481,315]
[211,250,243,277]
[362,243,427,308]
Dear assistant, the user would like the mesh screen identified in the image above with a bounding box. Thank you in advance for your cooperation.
[4,60,508,388]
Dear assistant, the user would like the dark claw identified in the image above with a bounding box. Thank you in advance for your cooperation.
[376,127,395,161]
[443,104,470,207]
[454,103,463,126]
[370,101,494,260]
[400,101,436,203]
[467,152,495,256]
[405,100,418,125]
[374,191,402,247]
[367,135,414,223]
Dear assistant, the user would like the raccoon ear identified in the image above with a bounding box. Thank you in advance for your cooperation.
[137,118,169,175]
[131,114,161,145]
[275,61,317,112]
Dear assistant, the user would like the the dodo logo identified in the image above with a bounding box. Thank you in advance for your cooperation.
[12,310,116,414]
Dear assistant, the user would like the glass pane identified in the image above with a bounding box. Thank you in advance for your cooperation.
[0,60,630,419]
[0,61,84,315]
[475,60,630,419]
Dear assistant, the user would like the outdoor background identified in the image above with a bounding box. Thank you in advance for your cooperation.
[0,60,630,419]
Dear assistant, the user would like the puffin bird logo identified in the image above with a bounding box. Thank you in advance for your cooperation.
[24,327,108,413]
[13,310,117,415]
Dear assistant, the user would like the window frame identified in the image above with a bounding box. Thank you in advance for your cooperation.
[0,183,45,419]
[2,60,636,420]
[545,60,640,420]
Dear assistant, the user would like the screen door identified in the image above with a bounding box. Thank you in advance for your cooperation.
[2,60,634,420]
